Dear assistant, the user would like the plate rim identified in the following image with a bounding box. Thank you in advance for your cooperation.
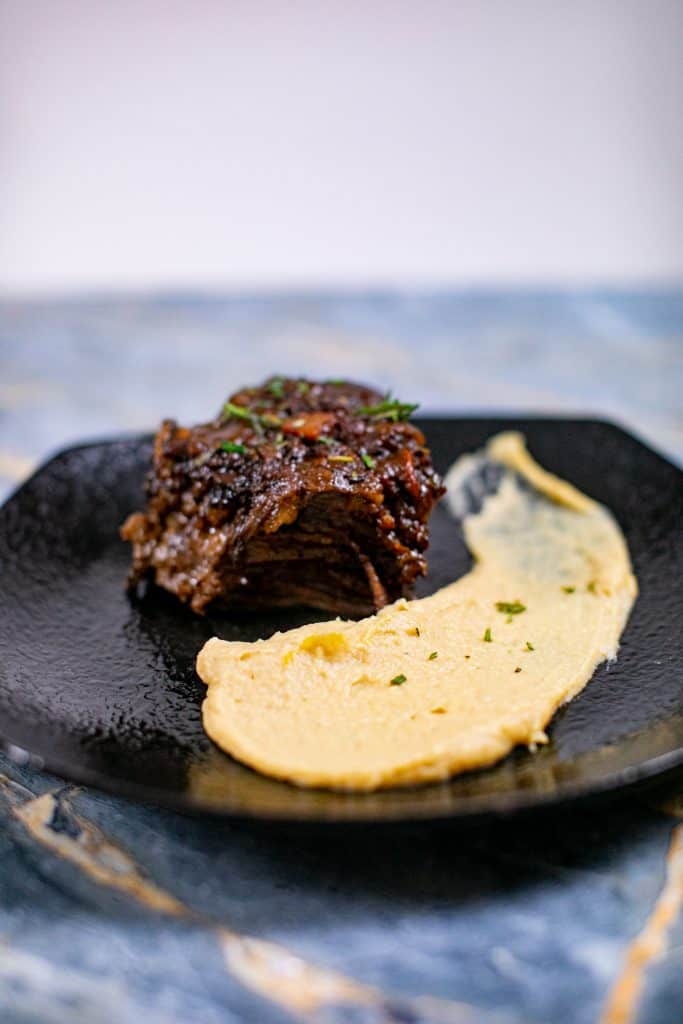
[2,727,683,826]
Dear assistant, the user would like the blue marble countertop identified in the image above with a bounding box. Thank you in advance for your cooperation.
[0,291,682,1024]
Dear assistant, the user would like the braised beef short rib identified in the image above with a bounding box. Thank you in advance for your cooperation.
[121,378,444,616]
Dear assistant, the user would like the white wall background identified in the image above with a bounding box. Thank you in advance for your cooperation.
[1,0,682,295]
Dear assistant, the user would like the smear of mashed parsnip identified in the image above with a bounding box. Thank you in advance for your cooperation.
[197,433,637,791]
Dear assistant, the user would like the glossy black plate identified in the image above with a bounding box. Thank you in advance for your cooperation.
[0,418,681,824]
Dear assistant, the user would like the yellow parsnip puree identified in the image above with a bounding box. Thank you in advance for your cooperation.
[196,433,637,790]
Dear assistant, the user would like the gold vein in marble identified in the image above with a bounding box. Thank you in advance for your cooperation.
[600,824,683,1024]
[0,775,508,1024]
[10,787,185,917]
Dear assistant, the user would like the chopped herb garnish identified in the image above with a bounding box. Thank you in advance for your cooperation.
[296,381,310,394]
[268,377,285,399]
[414,627,420,637]
[526,641,534,651]
[514,667,522,673]
[587,580,597,594]
[361,453,376,469]
[562,586,576,594]
[222,401,252,422]
[219,441,246,455]
[325,378,346,385]
[318,436,336,446]
[483,627,492,643]
[495,600,526,616]
[357,394,419,422]
[329,455,354,463]
[390,673,407,686]
[428,651,438,660]
[222,401,283,433]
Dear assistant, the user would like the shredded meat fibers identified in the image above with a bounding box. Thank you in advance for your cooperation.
[121,378,445,615]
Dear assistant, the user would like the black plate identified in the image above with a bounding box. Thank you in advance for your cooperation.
[0,418,681,824]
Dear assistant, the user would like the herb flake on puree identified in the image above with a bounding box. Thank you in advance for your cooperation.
[196,432,637,791]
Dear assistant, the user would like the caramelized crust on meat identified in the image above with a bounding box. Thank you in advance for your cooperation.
[121,378,444,615]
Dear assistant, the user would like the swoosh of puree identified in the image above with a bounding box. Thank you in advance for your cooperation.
[197,432,637,791]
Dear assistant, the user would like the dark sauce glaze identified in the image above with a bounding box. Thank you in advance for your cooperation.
[121,378,445,615]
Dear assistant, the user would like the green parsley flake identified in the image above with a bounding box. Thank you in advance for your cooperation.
[222,401,252,421]
[587,580,597,593]
[296,380,310,394]
[483,627,492,643]
[222,401,283,433]
[495,600,526,616]
[219,441,246,455]
[390,673,407,686]
[526,641,534,651]
[268,377,285,399]
[361,453,376,469]
[318,436,336,446]
[562,586,576,594]
[325,379,346,386]
[357,394,419,422]
[428,651,438,660]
